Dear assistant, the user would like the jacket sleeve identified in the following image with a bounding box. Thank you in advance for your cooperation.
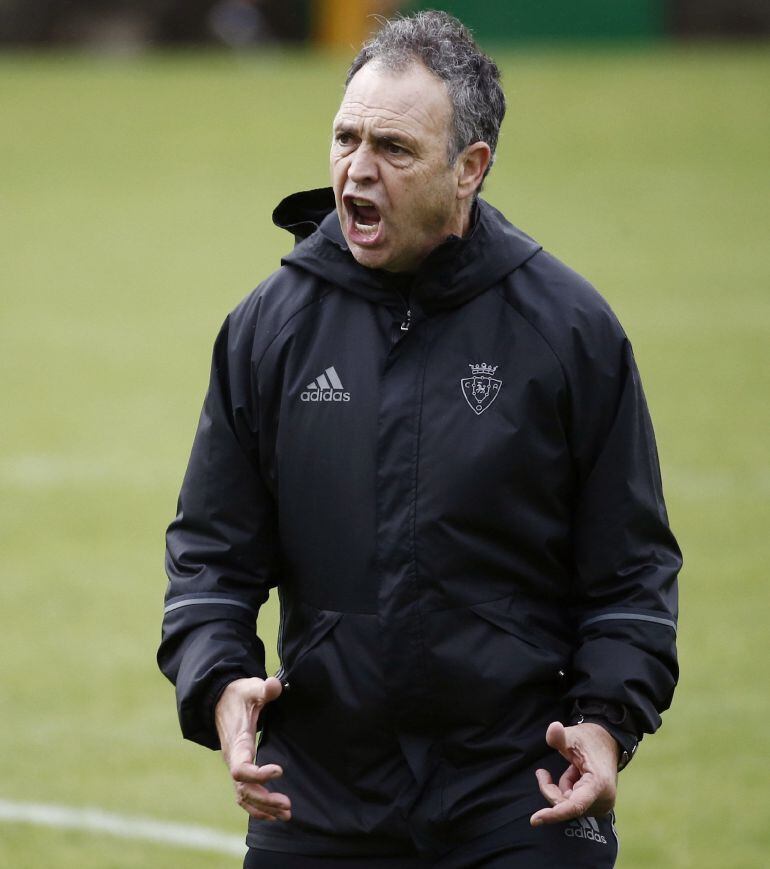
[565,328,681,741]
[157,314,280,749]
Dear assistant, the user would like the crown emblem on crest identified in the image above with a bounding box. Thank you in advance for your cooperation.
[469,363,498,376]
[461,362,502,415]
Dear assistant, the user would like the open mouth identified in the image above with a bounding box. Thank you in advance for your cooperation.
[344,196,383,244]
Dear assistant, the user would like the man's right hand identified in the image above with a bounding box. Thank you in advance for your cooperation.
[214,676,291,822]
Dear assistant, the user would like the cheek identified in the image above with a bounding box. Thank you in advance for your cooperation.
[331,151,353,179]
[407,179,454,230]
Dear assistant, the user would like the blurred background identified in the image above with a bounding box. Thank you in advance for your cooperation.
[1,1,768,867]
[1,0,770,49]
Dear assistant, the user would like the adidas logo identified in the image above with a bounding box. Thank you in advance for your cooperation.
[564,816,607,845]
[300,366,351,403]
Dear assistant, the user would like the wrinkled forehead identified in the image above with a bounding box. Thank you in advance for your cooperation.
[333,61,453,142]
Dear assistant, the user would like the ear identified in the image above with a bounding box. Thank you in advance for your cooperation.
[456,141,492,200]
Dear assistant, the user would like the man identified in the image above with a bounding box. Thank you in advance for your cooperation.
[158,11,680,868]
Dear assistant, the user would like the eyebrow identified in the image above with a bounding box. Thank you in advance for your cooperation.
[333,119,356,133]
[333,122,414,149]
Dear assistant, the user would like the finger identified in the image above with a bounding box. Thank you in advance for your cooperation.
[237,799,291,821]
[530,791,594,827]
[544,721,570,758]
[233,676,283,710]
[244,808,282,822]
[235,781,292,809]
[261,676,283,705]
[235,785,292,821]
[244,807,292,822]
[558,763,580,793]
[231,762,284,784]
[531,775,602,827]
[534,768,566,806]
[238,797,290,820]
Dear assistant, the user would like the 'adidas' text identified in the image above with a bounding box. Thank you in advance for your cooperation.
[564,817,607,844]
[301,366,350,403]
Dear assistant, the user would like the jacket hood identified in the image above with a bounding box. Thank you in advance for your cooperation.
[272,187,542,314]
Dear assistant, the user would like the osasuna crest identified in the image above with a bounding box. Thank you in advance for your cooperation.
[461,363,502,415]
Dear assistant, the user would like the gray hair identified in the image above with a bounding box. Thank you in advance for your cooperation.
[345,10,505,181]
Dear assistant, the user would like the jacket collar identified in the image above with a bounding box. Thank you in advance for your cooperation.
[273,187,542,314]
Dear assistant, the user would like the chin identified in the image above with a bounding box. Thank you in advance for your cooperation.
[348,243,389,271]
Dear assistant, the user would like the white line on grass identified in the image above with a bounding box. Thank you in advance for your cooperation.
[0,800,245,856]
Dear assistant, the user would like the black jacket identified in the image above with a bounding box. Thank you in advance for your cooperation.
[158,189,680,856]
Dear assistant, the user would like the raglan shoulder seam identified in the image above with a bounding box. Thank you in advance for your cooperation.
[493,281,571,393]
[230,266,333,377]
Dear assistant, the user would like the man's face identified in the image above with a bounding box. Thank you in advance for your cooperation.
[331,61,465,273]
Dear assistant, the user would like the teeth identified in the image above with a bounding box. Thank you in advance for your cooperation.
[355,222,378,235]
[352,198,373,207]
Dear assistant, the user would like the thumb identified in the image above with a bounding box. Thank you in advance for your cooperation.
[237,676,283,708]
[545,721,571,759]
[261,676,283,706]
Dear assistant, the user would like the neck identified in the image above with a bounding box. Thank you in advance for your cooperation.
[452,197,475,239]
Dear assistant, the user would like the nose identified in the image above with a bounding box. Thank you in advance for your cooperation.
[347,143,378,184]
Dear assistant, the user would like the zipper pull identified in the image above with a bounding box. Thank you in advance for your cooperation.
[400,308,412,331]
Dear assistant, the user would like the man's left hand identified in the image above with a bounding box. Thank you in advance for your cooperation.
[530,721,619,827]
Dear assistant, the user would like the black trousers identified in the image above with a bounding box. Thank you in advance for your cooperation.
[243,813,619,868]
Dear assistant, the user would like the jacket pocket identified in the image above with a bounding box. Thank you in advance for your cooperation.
[266,608,386,779]
[423,595,571,725]
[280,607,343,688]
[262,607,345,759]
[469,596,572,660]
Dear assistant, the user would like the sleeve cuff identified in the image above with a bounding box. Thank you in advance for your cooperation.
[570,699,640,771]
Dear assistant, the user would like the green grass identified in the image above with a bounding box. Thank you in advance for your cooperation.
[1,44,768,867]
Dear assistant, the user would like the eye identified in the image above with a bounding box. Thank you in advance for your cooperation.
[335,131,355,147]
[384,141,407,156]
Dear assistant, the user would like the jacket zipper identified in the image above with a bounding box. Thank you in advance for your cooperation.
[274,585,288,689]
[390,292,412,345]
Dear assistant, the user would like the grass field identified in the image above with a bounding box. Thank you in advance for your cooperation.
[1,43,769,867]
